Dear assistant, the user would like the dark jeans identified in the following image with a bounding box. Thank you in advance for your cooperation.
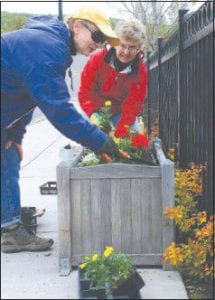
[1,130,21,228]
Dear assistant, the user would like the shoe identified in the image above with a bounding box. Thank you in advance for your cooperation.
[1,224,54,253]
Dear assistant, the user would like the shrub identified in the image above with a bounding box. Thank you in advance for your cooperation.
[163,163,214,280]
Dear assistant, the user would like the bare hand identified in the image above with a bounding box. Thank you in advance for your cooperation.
[5,140,23,161]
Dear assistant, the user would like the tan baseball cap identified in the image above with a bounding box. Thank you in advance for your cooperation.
[69,6,119,47]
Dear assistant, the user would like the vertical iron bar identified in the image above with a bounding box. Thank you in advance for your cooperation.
[207,31,214,215]
[158,38,163,142]
[178,9,189,167]
[58,0,63,21]
[147,51,151,135]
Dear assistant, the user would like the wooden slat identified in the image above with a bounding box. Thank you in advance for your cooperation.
[150,179,163,253]
[111,179,122,250]
[161,160,175,270]
[141,180,153,254]
[57,161,72,275]
[100,179,112,249]
[131,179,143,254]
[71,253,163,266]
[119,179,132,253]
[70,163,161,179]
[81,179,92,255]
[90,179,102,253]
[70,180,82,256]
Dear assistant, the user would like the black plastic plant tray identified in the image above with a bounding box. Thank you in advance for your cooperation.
[39,181,57,195]
[78,268,141,299]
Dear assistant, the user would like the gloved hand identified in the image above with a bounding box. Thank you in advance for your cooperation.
[96,137,120,162]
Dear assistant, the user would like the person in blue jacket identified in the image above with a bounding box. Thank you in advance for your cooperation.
[1,7,120,253]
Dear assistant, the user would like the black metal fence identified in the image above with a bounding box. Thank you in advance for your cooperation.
[145,1,214,215]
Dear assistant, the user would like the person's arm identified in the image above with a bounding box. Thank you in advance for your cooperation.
[9,32,118,154]
[23,62,108,152]
[78,50,106,117]
[116,63,148,130]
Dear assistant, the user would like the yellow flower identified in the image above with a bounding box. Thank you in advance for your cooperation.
[104,246,114,257]
[105,100,112,107]
[80,263,86,269]
[113,136,120,144]
[197,211,206,224]
[92,254,99,262]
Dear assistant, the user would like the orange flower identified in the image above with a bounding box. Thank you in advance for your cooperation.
[163,243,183,266]
[163,207,184,220]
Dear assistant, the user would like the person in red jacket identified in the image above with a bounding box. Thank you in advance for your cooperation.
[78,19,148,138]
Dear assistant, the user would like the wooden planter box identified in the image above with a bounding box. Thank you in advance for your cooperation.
[57,140,175,275]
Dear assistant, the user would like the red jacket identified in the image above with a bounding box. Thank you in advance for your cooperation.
[78,48,148,128]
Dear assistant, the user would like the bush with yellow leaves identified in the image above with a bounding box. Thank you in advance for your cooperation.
[163,163,214,280]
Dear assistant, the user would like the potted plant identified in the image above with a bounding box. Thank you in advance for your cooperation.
[78,100,158,167]
[78,246,145,299]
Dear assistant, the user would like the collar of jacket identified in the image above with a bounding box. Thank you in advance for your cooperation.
[68,30,77,56]
[104,47,139,75]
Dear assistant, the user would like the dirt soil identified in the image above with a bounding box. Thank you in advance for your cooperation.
[182,275,214,299]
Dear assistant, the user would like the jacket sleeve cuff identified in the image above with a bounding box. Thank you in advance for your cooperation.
[7,127,26,144]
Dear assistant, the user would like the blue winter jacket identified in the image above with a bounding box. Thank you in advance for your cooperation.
[1,16,107,150]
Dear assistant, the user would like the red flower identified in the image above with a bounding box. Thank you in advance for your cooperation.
[114,124,129,138]
[131,134,149,148]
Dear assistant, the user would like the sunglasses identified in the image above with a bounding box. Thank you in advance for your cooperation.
[82,22,106,44]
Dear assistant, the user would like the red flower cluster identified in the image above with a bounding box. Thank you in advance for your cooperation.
[131,134,149,148]
[114,124,129,138]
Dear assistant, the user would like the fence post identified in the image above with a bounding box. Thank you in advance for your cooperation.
[152,138,175,270]
[158,38,163,136]
[58,0,63,21]
[178,9,189,166]
[146,51,151,135]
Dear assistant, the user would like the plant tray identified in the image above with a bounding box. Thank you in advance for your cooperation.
[39,181,57,195]
[78,268,143,299]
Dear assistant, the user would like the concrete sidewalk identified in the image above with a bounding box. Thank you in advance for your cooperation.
[1,117,188,299]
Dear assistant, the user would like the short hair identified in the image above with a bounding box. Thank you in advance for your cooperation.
[115,20,146,47]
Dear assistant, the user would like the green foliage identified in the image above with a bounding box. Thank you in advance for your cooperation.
[97,104,113,134]
[110,17,122,29]
[146,22,170,40]
[78,152,100,167]
[1,11,35,33]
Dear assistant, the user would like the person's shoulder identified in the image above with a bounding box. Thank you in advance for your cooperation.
[89,48,107,61]
[138,59,147,74]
